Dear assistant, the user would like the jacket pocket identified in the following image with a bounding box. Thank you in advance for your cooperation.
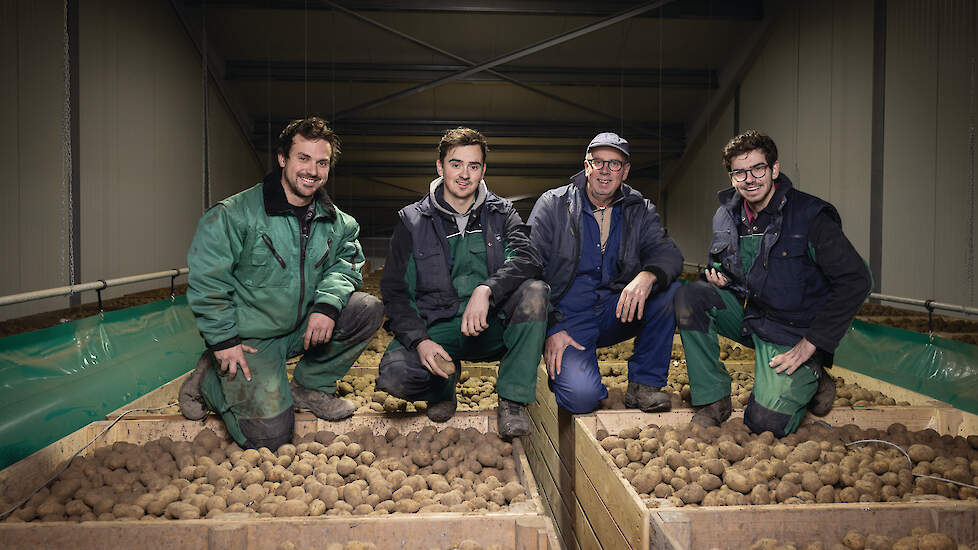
[314,238,333,268]
[414,245,445,292]
[709,233,734,273]
[239,234,288,288]
[764,235,810,311]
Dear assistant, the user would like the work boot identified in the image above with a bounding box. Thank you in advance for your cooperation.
[807,368,836,417]
[178,353,211,421]
[290,379,354,421]
[426,393,457,423]
[691,395,732,428]
[497,397,531,438]
[624,381,672,412]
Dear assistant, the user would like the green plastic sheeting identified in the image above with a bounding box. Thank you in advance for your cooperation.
[0,297,204,470]
[835,319,978,415]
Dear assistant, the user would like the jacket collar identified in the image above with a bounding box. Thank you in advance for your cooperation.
[262,168,337,220]
[718,173,794,215]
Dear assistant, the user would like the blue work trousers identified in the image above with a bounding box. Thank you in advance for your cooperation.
[550,281,679,413]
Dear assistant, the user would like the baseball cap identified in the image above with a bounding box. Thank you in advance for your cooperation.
[587,132,630,158]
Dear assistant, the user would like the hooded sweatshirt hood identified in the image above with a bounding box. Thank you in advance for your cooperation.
[428,176,488,235]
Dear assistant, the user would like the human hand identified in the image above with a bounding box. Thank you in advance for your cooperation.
[213,344,257,381]
[544,330,585,379]
[416,339,453,378]
[461,285,492,336]
[769,338,817,375]
[616,271,657,322]
[705,268,729,287]
[303,312,336,350]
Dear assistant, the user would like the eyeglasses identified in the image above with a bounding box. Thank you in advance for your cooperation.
[585,158,625,172]
[729,163,769,182]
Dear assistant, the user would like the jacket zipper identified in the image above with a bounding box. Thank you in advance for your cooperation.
[314,238,332,268]
[261,234,287,269]
[295,211,313,330]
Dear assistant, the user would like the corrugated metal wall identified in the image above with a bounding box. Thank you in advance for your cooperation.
[0,0,262,321]
[666,0,978,309]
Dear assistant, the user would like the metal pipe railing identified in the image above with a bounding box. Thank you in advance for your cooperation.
[0,268,188,307]
[681,262,978,318]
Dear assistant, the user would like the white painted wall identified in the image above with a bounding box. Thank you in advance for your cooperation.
[0,0,262,322]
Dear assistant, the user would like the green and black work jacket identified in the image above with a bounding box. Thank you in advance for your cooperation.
[187,169,365,351]
[381,178,542,350]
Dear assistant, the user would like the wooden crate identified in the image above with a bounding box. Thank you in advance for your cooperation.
[0,412,557,550]
[576,408,978,550]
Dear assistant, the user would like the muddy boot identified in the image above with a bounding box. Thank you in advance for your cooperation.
[290,379,354,421]
[691,395,732,428]
[624,381,672,413]
[807,367,836,417]
[426,393,457,423]
[497,397,531,438]
[179,353,212,421]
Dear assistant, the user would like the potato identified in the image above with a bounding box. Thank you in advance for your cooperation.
[918,534,955,550]
[394,498,420,513]
[723,470,753,494]
[908,445,937,463]
[677,483,706,504]
[274,500,308,517]
[719,442,747,463]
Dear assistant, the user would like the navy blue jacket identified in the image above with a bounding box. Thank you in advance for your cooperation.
[710,174,872,352]
[528,171,683,326]
[382,185,541,349]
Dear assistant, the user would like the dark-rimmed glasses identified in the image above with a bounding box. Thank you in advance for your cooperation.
[585,158,625,172]
[729,163,769,182]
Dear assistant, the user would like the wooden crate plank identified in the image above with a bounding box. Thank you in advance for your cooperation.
[574,417,648,549]
[0,515,560,550]
[655,503,978,550]
[523,430,583,550]
[528,408,631,549]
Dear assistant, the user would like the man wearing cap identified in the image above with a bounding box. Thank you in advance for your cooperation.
[527,132,684,414]
[675,130,872,436]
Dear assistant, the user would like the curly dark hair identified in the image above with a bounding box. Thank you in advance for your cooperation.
[438,127,489,163]
[277,117,341,167]
[722,130,778,171]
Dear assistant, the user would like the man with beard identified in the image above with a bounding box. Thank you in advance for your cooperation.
[528,132,684,414]
[376,127,547,438]
[674,130,872,436]
[181,117,383,450]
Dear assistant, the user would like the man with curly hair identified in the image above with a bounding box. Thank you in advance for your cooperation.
[181,116,383,450]
[675,130,872,436]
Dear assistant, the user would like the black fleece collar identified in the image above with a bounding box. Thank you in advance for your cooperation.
[262,168,337,220]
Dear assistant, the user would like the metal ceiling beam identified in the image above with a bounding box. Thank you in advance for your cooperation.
[226,61,718,89]
[329,161,665,178]
[252,118,686,142]
[317,141,685,154]
[315,1,674,139]
[185,0,763,20]
[330,0,676,122]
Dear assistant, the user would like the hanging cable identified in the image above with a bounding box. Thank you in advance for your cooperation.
[968,29,976,306]
[201,2,211,210]
[61,0,75,291]
[304,0,309,116]
[657,4,663,207]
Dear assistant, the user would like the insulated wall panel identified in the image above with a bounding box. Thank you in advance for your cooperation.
[0,0,74,321]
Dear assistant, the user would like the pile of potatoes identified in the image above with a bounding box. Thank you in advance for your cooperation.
[4,425,527,523]
[335,370,498,414]
[746,528,974,550]
[280,541,504,550]
[599,419,978,507]
[598,359,907,410]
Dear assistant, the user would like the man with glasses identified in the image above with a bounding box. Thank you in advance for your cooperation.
[675,130,871,436]
[527,132,683,413]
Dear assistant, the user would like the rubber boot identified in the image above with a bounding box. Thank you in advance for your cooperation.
[691,395,732,428]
